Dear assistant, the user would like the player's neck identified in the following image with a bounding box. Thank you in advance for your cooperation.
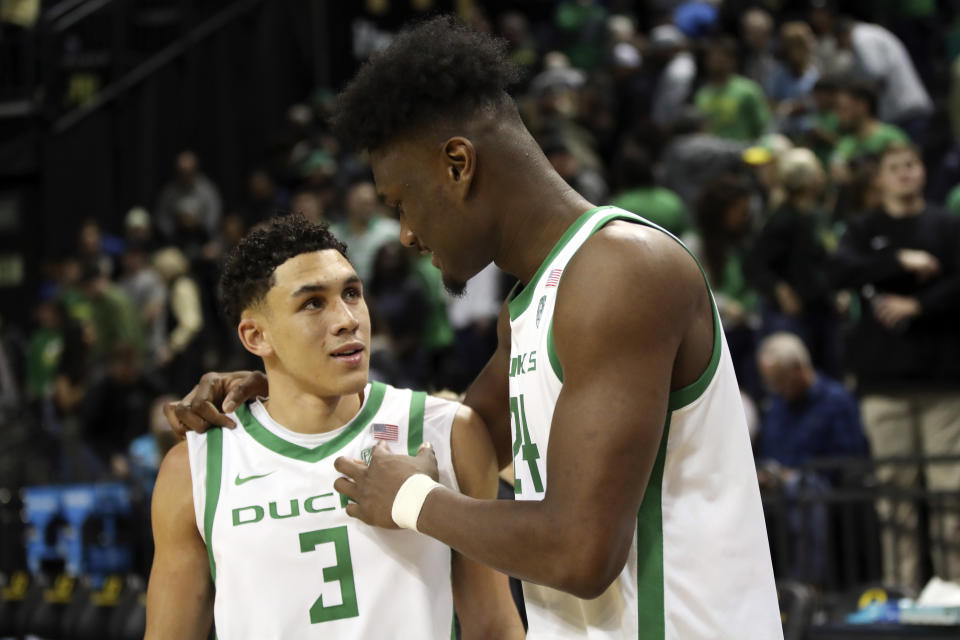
[493,170,596,285]
[261,375,364,435]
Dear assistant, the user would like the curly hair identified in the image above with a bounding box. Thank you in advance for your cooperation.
[331,15,520,151]
[218,214,348,326]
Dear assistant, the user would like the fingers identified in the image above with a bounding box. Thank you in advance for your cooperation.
[333,476,359,502]
[186,396,236,429]
[345,503,361,520]
[223,371,268,413]
[334,456,367,480]
[163,401,188,441]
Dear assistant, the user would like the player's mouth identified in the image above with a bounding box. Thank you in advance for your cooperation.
[331,343,365,366]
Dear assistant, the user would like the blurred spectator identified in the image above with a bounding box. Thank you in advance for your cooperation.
[25,300,61,402]
[124,206,155,249]
[648,25,696,129]
[757,331,866,477]
[830,142,960,588]
[446,263,501,392]
[243,168,289,225]
[368,242,430,389]
[770,22,820,138]
[830,82,908,184]
[411,254,455,389]
[740,7,778,96]
[155,150,223,239]
[331,180,399,283]
[808,1,855,80]
[611,143,689,238]
[167,194,214,263]
[118,244,166,362]
[801,77,842,170]
[552,0,608,71]
[756,331,866,585]
[834,16,934,142]
[125,395,178,495]
[750,148,841,377]
[693,174,761,396]
[499,11,538,84]
[289,189,325,225]
[77,218,123,278]
[660,110,749,207]
[541,134,608,204]
[80,344,165,473]
[529,50,586,97]
[79,262,144,367]
[695,36,770,142]
[152,247,204,394]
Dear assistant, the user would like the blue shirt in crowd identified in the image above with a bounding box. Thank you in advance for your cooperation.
[759,375,868,469]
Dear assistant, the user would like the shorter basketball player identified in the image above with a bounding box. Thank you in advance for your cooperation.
[144,215,523,639]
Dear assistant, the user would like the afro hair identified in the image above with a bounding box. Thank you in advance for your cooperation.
[218,214,348,326]
[331,15,520,151]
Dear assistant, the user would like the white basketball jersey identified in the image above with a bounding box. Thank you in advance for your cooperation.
[507,207,782,639]
[185,382,460,639]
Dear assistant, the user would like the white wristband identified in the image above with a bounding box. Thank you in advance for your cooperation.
[391,473,441,532]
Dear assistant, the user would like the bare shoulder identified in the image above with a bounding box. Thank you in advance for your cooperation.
[561,221,705,319]
[153,441,195,521]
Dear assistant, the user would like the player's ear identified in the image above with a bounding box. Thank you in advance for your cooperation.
[238,312,274,358]
[442,136,475,198]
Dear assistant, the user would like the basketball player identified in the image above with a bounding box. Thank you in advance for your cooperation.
[166,17,783,639]
[145,215,523,638]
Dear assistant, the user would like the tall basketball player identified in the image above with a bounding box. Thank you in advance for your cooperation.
[166,17,783,639]
[145,215,523,638]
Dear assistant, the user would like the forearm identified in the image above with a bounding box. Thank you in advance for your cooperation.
[418,487,615,599]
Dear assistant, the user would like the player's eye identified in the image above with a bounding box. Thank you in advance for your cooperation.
[302,297,323,311]
[344,287,362,301]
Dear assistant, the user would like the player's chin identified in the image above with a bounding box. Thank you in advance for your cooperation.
[441,272,468,298]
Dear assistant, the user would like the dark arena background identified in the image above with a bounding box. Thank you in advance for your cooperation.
[1,0,960,637]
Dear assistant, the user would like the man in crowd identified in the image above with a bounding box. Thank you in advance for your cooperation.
[831,142,960,589]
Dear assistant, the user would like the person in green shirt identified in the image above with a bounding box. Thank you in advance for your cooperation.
[830,81,908,183]
[79,264,145,365]
[610,144,690,238]
[331,180,401,283]
[695,36,771,142]
[945,183,960,216]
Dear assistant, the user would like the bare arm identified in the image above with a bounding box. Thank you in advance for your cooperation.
[448,404,524,639]
[462,300,513,469]
[336,227,709,597]
[145,442,214,639]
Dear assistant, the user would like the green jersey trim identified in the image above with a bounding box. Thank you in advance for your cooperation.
[407,390,426,455]
[546,318,563,383]
[507,206,614,321]
[539,209,722,403]
[204,428,223,583]
[635,413,670,639]
[591,210,723,410]
[234,382,387,462]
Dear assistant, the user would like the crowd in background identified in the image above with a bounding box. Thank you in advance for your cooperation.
[2,0,960,590]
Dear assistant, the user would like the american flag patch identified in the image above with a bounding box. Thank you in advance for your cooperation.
[372,423,399,441]
[545,268,563,288]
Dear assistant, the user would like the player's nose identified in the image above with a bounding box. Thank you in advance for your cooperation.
[399,219,417,248]
[330,297,360,334]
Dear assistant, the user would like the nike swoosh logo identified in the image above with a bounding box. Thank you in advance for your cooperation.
[235,471,274,486]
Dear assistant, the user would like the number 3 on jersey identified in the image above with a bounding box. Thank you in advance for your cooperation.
[299,526,360,623]
[511,394,544,495]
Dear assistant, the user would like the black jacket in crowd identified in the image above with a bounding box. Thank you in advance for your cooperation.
[830,205,960,393]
